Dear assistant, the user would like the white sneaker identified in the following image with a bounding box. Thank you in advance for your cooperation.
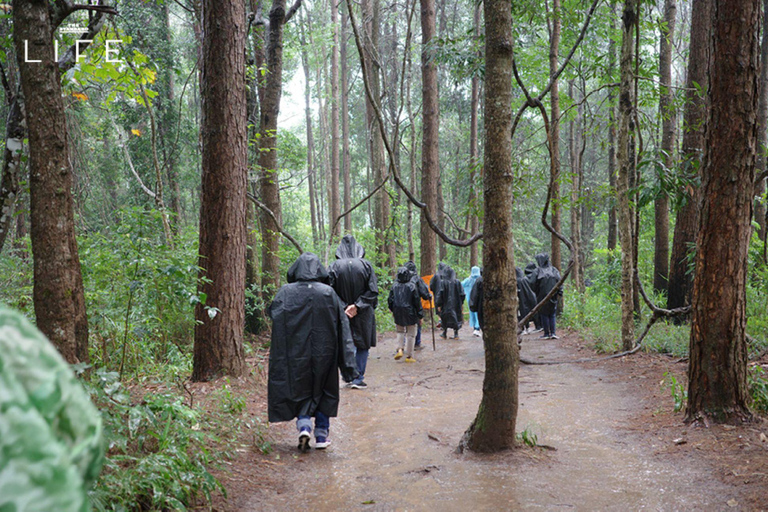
[473,329,481,337]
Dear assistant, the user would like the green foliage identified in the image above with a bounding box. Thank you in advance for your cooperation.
[662,372,687,413]
[749,365,768,414]
[515,426,539,448]
[87,370,225,511]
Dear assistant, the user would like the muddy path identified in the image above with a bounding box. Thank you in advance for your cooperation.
[218,330,764,511]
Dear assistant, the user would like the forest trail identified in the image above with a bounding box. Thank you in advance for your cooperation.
[219,330,762,511]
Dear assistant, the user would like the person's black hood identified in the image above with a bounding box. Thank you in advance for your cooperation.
[287,253,329,283]
[405,261,417,274]
[535,253,550,268]
[516,267,525,280]
[437,261,447,276]
[396,267,411,283]
[444,266,456,280]
[336,234,365,259]
[525,262,537,275]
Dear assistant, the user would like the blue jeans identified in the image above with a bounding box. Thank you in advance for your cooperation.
[541,305,557,337]
[469,311,479,330]
[355,347,369,380]
[415,323,422,346]
[297,410,330,439]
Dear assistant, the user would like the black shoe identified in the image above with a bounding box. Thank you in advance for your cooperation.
[414,345,424,351]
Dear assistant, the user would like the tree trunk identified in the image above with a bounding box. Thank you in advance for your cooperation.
[299,20,319,245]
[549,0,562,273]
[0,94,23,255]
[162,1,183,233]
[258,0,289,296]
[329,0,341,239]
[667,0,710,311]
[13,0,89,363]
[754,0,768,243]
[420,0,438,276]
[341,2,352,234]
[193,0,247,380]
[460,0,518,452]
[568,80,583,293]
[607,5,618,256]
[468,2,481,269]
[406,51,417,263]
[686,0,758,425]
[654,0,676,293]
[617,0,638,351]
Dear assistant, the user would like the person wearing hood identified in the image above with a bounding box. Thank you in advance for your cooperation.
[435,265,465,339]
[524,261,543,333]
[268,253,359,452]
[469,273,483,331]
[388,267,424,362]
[404,260,432,350]
[516,266,537,333]
[329,234,379,389]
[529,252,562,339]
[462,266,482,336]
[430,262,449,329]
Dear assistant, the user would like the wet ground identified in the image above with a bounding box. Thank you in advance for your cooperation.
[216,329,765,511]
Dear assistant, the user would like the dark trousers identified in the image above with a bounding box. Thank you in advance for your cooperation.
[541,306,557,337]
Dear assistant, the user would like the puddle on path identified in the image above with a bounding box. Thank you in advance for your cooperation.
[245,332,741,511]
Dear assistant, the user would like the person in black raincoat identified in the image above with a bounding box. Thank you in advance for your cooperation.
[436,266,465,339]
[430,262,449,329]
[268,253,358,452]
[388,267,424,362]
[524,261,543,332]
[329,235,378,389]
[528,252,562,339]
[404,260,431,349]
[516,267,537,333]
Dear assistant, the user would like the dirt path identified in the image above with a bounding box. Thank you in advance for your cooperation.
[218,330,766,511]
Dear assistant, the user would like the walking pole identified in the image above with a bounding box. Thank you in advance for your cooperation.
[429,297,437,351]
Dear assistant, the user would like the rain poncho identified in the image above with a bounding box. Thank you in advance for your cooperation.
[429,261,449,297]
[529,253,562,316]
[329,235,379,350]
[436,266,465,330]
[404,260,431,301]
[462,266,482,330]
[388,267,424,326]
[469,275,484,330]
[268,253,358,423]
[516,267,537,321]
[0,307,104,512]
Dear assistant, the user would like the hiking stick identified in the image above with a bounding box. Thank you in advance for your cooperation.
[429,303,436,351]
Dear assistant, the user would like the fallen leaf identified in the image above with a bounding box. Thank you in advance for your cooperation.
[362,500,376,505]
[673,438,687,445]
[727,499,739,507]
[760,432,767,443]
[131,128,142,137]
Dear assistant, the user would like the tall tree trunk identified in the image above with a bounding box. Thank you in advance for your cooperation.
[420,0,439,276]
[329,0,341,239]
[406,51,417,263]
[162,1,183,233]
[437,175,446,261]
[667,0,710,311]
[460,0,518,452]
[654,0,676,293]
[13,0,89,363]
[258,0,290,295]
[341,2,352,234]
[468,2,481,268]
[549,0,562,272]
[617,0,638,351]
[0,94,23,255]
[607,5,618,256]
[193,0,247,380]
[299,19,319,245]
[754,0,768,244]
[687,0,758,424]
[569,80,583,293]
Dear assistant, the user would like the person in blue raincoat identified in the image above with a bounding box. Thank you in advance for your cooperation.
[462,266,482,337]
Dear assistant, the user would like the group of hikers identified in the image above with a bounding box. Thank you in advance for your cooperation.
[267,234,563,452]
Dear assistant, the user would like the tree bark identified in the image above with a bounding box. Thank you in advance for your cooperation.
[568,79,583,293]
[329,0,341,239]
[341,1,352,234]
[654,0,676,293]
[460,0,518,452]
[754,0,768,243]
[299,18,319,245]
[549,0,562,273]
[667,0,710,311]
[468,2,481,269]
[617,0,638,351]
[607,5,618,256]
[13,0,89,363]
[420,0,439,276]
[0,94,24,255]
[193,0,247,380]
[686,0,758,424]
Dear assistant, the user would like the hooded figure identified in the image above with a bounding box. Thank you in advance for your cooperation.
[405,260,432,301]
[429,261,449,297]
[329,235,378,388]
[530,252,562,338]
[462,266,482,333]
[436,266,465,337]
[389,267,425,326]
[268,253,358,449]
[469,275,484,330]
[516,267,537,322]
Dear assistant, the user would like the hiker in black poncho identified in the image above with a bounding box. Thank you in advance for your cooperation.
[404,260,431,350]
[435,266,465,339]
[268,253,359,451]
[329,235,378,390]
[388,267,423,362]
[516,267,537,328]
[524,261,543,333]
[528,252,562,339]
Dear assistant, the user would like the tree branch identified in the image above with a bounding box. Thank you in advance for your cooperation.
[247,192,304,254]
[57,3,116,73]
[284,0,303,24]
